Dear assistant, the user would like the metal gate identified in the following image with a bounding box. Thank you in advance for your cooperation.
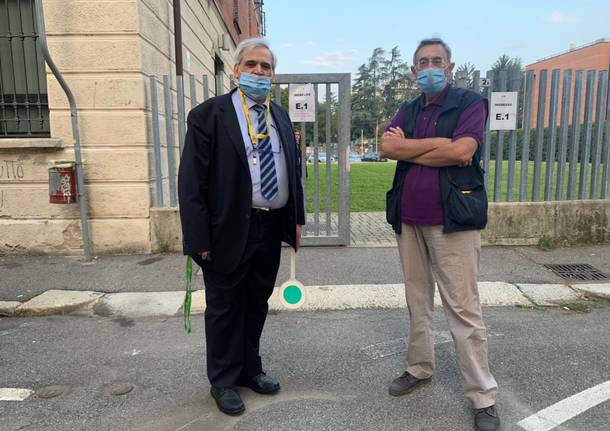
[148,72,352,246]
[273,73,351,246]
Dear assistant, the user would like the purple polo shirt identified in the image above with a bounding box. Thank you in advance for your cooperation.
[385,86,487,225]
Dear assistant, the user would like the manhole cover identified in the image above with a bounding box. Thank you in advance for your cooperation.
[543,264,608,281]
[36,385,70,399]
[104,383,134,396]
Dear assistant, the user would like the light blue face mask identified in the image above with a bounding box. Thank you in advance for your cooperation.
[416,68,447,94]
[239,72,272,101]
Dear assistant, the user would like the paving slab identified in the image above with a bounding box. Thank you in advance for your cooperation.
[516,283,580,306]
[16,290,103,316]
[477,282,533,306]
[92,291,184,318]
[269,284,406,311]
[265,282,531,312]
[0,301,21,317]
[190,290,206,314]
[572,283,610,299]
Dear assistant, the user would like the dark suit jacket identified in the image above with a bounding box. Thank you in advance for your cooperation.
[178,89,306,274]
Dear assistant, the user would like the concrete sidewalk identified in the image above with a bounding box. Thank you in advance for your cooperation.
[1,243,609,318]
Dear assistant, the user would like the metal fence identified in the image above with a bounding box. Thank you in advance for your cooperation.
[0,0,49,137]
[456,68,610,201]
[149,72,352,245]
[149,74,211,208]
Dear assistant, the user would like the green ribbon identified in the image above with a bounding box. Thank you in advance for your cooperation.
[183,256,193,333]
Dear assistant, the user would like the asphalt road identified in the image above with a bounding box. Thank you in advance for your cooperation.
[1,306,609,430]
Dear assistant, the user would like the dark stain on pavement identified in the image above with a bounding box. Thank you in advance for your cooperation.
[0,262,22,269]
[114,318,135,327]
[137,257,164,266]
[93,302,112,317]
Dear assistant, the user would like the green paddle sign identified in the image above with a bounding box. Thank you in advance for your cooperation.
[278,249,305,309]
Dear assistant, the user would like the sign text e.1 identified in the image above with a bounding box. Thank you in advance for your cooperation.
[289,83,316,122]
[489,91,518,131]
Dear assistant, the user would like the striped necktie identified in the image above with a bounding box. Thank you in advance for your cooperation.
[252,104,278,201]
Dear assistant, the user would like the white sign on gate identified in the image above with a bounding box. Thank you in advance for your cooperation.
[489,91,518,130]
[289,83,316,122]
[479,77,491,87]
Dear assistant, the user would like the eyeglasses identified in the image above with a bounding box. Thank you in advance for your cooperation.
[416,57,446,69]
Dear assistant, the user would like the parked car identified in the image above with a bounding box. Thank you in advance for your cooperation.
[307,152,335,163]
[361,152,387,162]
[348,153,362,163]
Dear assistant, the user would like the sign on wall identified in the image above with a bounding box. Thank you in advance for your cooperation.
[288,83,316,122]
[489,91,518,130]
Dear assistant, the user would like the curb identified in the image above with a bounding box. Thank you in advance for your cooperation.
[572,284,610,300]
[3,283,608,319]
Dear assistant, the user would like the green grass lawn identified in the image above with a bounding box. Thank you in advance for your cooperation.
[304,161,608,212]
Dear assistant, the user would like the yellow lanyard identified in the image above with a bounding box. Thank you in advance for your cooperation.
[239,90,270,164]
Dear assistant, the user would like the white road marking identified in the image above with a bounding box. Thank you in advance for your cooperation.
[518,380,610,431]
[360,331,453,360]
[0,388,34,401]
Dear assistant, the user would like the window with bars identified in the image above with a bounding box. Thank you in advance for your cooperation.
[0,0,50,137]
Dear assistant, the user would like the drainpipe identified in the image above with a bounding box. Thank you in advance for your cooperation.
[34,0,91,260]
[173,0,186,153]
[173,0,183,77]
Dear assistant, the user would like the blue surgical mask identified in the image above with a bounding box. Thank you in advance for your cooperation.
[416,68,447,94]
[238,72,272,101]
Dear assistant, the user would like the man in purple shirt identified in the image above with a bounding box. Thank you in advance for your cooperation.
[381,38,500,431]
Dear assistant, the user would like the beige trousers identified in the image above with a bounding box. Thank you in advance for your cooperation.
[396,223,498,408]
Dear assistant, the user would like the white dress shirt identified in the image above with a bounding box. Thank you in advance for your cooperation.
[231,90,289,209]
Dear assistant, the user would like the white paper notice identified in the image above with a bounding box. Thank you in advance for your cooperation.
[289,83,316,122]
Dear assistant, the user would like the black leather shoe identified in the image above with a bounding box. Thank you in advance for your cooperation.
[238,373,280,394]
[388,371,431,396]
[474,405,501,431]
[210,387,245,416]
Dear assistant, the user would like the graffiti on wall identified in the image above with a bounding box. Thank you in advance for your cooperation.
[0,160,25,181]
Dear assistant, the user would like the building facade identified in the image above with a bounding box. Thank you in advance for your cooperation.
[0,0,263,254]
[525,39,610,127]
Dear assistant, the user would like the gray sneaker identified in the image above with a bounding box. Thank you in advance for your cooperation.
[474,405,501,431]
[388,371,431,397]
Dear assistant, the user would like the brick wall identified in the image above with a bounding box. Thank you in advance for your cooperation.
[216,0,263,44]
[525,41,610,127]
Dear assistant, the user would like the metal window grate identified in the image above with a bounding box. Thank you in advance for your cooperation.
[543,264,608,281]
[0,0,50,137]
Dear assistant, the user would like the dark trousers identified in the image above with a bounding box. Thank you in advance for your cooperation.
[201,209,282,388]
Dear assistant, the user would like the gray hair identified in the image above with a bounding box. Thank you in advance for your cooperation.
[413,38,452,64]
[234,37,277,70]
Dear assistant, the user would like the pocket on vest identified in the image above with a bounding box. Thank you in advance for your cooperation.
[446,181,487,227]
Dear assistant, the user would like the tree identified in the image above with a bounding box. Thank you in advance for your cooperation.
[351,46,416,142]
[491,54,523,91]
[352,63,376,139]
[456,62,476,88]
[490,54,525,126]
[381,46,415,119]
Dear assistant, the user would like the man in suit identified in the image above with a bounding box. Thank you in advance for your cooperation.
[381,38,500,431]
[178,37,305,416]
